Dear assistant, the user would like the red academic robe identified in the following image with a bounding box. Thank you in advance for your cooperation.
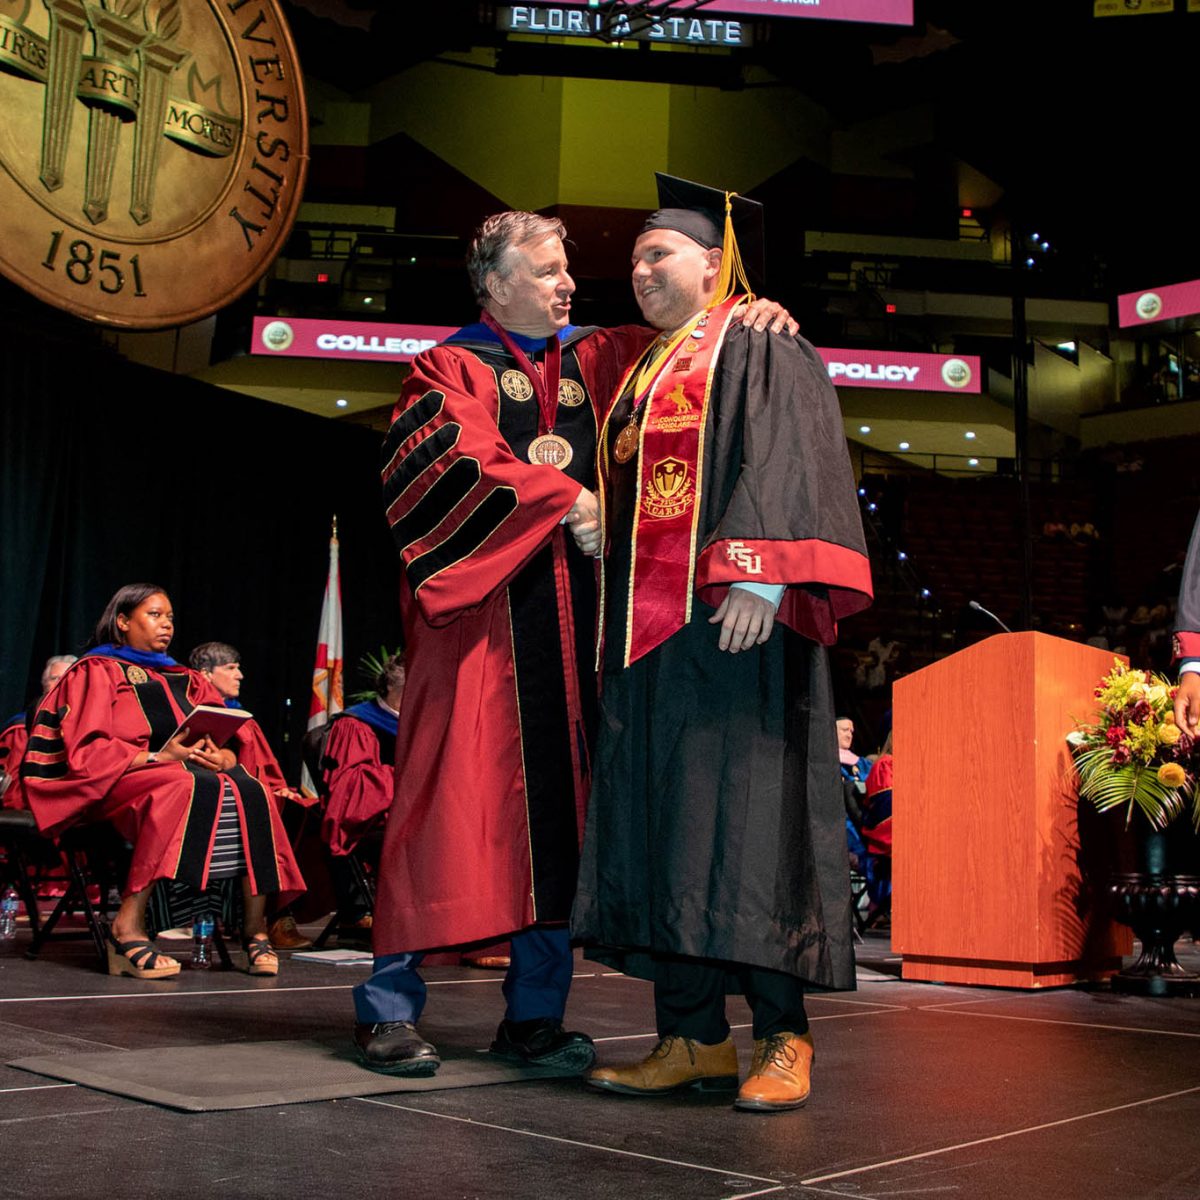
[0,718,29,811]
[321,714,393,856]
[21,656,305,900]
[372,324,651,955]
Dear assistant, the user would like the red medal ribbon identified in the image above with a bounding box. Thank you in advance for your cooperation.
[481,311,562,434]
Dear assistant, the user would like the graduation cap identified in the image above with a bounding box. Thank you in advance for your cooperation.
[640,172,765,301]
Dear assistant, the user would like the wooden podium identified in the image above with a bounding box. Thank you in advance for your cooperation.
[891,632,1131,988]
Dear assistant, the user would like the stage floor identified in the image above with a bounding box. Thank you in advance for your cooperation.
[1,923,1198,1199]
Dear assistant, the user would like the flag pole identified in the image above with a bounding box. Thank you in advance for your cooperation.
[300,517,345,796]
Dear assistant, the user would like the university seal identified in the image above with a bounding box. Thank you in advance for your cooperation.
[0,0,307,328]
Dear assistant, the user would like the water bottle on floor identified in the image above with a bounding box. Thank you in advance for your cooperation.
[190,913,214,968]
[0,885,19,942]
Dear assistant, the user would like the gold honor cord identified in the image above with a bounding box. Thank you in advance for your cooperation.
[632,322,695,397]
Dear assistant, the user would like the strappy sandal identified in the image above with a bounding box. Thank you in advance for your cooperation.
[106,933,181,980]
[242,934,279,976]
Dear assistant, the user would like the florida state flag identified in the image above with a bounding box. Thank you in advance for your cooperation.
[301,519,344,795]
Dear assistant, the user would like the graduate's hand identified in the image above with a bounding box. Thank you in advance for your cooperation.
[740,298,799,337]
[1175,672,1200,738]
[189,735,236,773]
[567,488,602,556]
[709,588,776,653]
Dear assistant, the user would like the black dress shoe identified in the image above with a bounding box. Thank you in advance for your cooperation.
[489,1018,596,1072]
[353,1021,441,1076]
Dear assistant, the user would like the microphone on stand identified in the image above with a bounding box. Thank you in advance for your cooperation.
[969,600,1013,634]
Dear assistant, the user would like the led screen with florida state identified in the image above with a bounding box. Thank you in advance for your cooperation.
[608,1,913,25]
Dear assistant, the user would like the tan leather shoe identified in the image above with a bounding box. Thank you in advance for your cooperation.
[734,1031,814,1112]
[587,1035,738,1096]
[463,954,511,970]
[268,915,313,951]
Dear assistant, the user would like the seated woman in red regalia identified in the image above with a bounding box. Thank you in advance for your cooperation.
[21,583,305,980]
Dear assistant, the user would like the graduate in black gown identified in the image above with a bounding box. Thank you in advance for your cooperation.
[572,175,873,1113]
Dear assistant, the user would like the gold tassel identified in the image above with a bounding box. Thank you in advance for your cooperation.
[710,191,754,308]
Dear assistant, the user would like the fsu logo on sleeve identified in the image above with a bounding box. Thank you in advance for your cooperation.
[0,0,307,328]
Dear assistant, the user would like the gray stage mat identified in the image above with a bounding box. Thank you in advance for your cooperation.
[10,1039,580,1112]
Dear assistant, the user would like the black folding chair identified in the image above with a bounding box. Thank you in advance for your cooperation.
[26,822,233,970]
[0,808,44,937]
[26,822,129,965]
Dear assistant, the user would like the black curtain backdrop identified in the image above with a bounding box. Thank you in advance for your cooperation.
[1,323,400,781]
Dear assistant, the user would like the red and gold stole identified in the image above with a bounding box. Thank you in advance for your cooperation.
[600,294,746,667]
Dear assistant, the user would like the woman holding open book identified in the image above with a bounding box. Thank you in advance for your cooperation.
[21,583,305,980]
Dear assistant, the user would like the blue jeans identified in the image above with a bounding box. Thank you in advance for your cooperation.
[352,926,575,1025]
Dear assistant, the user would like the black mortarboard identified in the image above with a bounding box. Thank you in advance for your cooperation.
[640,172,765,297]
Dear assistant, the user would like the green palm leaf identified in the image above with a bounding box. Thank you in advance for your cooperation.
[1074,750,1183,830]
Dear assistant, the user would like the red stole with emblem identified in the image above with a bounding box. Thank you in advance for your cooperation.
[602,295,746,667]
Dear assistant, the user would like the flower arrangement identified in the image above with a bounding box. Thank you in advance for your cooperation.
[1067,659,1200,831]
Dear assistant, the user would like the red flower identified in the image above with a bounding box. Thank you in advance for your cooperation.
[1111,745,1131,766]
[1105,725,1126,747]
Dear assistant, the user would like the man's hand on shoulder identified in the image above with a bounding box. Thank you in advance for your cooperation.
[709,588,776,653]
[739,298,799,337]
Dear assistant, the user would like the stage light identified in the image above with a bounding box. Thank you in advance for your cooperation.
[961,208,973,218]
[317,272,329,284]
[1025,257,1036,268]
[921,588,931,598]
[867,502,878,512]
[859,425,871,434]
[968,457,979,466]
[1057,341,1076,352]
[885,304,896,314]
[335,398,348,408]
[363,296,373,305]
[965,431,976,440]
[898,551,907,561]
[899,441,910,450]
[1041,241,1050,252]
[858,486,867,496]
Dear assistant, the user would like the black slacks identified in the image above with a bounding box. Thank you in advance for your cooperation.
[654,954,808,1043]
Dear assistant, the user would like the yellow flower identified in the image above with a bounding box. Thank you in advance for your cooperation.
[1157,763,1186,788]
[1147,685,1169,706]
[1159,723,1182,746]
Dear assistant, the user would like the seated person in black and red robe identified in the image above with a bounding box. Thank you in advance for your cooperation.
[1,655,76,811]
[22,584,305,980]
[189,640,316,949]
[313,653,402,949]
[321,653,404,858]
[189,641,308,807]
